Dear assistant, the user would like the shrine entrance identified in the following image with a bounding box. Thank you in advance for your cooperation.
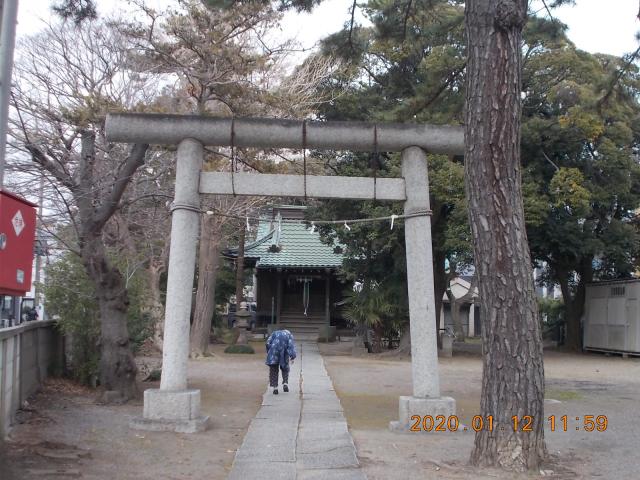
[282,275,324,316]
[105,113,464,433]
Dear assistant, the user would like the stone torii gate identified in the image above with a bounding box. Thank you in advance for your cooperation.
[105,113,464,433]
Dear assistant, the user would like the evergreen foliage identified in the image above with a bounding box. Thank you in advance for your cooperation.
[52,0,97,24]
[45,253,100,385]
[224,344,256,354]
[311,1,640,349]
[520,18,640,348]
[309,0,472,340]
[204,0,323,11]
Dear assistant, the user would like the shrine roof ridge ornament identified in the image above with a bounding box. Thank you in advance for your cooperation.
[105,113,465,155]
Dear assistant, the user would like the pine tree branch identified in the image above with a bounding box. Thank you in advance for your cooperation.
[597,44,640,111]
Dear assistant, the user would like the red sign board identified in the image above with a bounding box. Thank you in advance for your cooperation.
[0,190,37,296]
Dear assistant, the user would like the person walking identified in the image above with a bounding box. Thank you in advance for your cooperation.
[265,329,297,394]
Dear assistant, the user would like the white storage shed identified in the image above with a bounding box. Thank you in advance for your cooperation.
[583,279,640,355]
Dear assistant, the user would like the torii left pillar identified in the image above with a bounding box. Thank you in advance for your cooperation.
[130,138,209,433]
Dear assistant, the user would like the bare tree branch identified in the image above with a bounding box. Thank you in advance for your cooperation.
[93,143,149,230]
[542,151,560,171]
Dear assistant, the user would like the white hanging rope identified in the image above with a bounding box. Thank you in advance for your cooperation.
[203,207,431,226]
[303,278,310,316]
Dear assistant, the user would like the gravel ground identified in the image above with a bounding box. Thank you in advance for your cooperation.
[320,341,640,480]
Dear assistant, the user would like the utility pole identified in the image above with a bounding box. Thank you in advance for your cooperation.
[0,0,19,188]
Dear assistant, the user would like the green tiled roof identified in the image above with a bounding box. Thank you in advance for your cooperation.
[244,216,344,269]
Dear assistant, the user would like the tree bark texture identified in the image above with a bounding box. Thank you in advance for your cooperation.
[465,0,546,471]
[81,235,138,400]
[190,214,221,356]
[372,323,383,353]
[450,297,464,340]
[73,131,147,401]
[148,258,166,351]
[557,258,592,351]
[108,212,167,353]
[559,276,579,351]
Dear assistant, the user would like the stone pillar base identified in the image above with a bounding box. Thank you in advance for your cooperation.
[389,395,456,432]
[130,389,209,434]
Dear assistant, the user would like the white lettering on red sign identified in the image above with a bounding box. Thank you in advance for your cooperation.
[12,210,25,236]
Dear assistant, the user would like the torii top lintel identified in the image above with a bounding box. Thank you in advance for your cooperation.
[105,113,465,155]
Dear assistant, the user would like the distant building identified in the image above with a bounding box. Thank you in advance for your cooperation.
[533,263,562,300]
[584,279,640,355]
[440,276,480,338]
[225,206,347,338]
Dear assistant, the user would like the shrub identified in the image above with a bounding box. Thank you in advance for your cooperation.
[224,344,255,354]
[144,369,162,382]
[538,297,564,326]
[44,252,155,385]
[45,253,100,385]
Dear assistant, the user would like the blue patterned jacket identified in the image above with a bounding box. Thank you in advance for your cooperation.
[265,329,297,369]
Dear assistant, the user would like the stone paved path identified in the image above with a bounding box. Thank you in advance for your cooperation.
[227,342,367,480]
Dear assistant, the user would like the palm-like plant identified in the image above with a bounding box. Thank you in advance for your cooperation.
[343,283,401,352]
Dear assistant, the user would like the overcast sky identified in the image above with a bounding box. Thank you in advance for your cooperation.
[287,0,640,57]
[16,0,640,57]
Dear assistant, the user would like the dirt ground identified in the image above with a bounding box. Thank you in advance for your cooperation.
[319,341,640,480]
[2,340,638,480]
[1,342,267,480]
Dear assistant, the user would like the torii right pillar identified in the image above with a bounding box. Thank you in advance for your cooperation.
[390,146,456,431]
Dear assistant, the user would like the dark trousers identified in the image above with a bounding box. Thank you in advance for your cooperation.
[269,364,289,387]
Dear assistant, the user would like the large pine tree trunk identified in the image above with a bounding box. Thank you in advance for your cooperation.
[81,236,138,401]
[465,0,545,471]
[190,214,221,356]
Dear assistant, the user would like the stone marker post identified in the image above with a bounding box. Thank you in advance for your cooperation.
[235,303,250,345]
[130,138,209,433]
[390,146,455,431]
